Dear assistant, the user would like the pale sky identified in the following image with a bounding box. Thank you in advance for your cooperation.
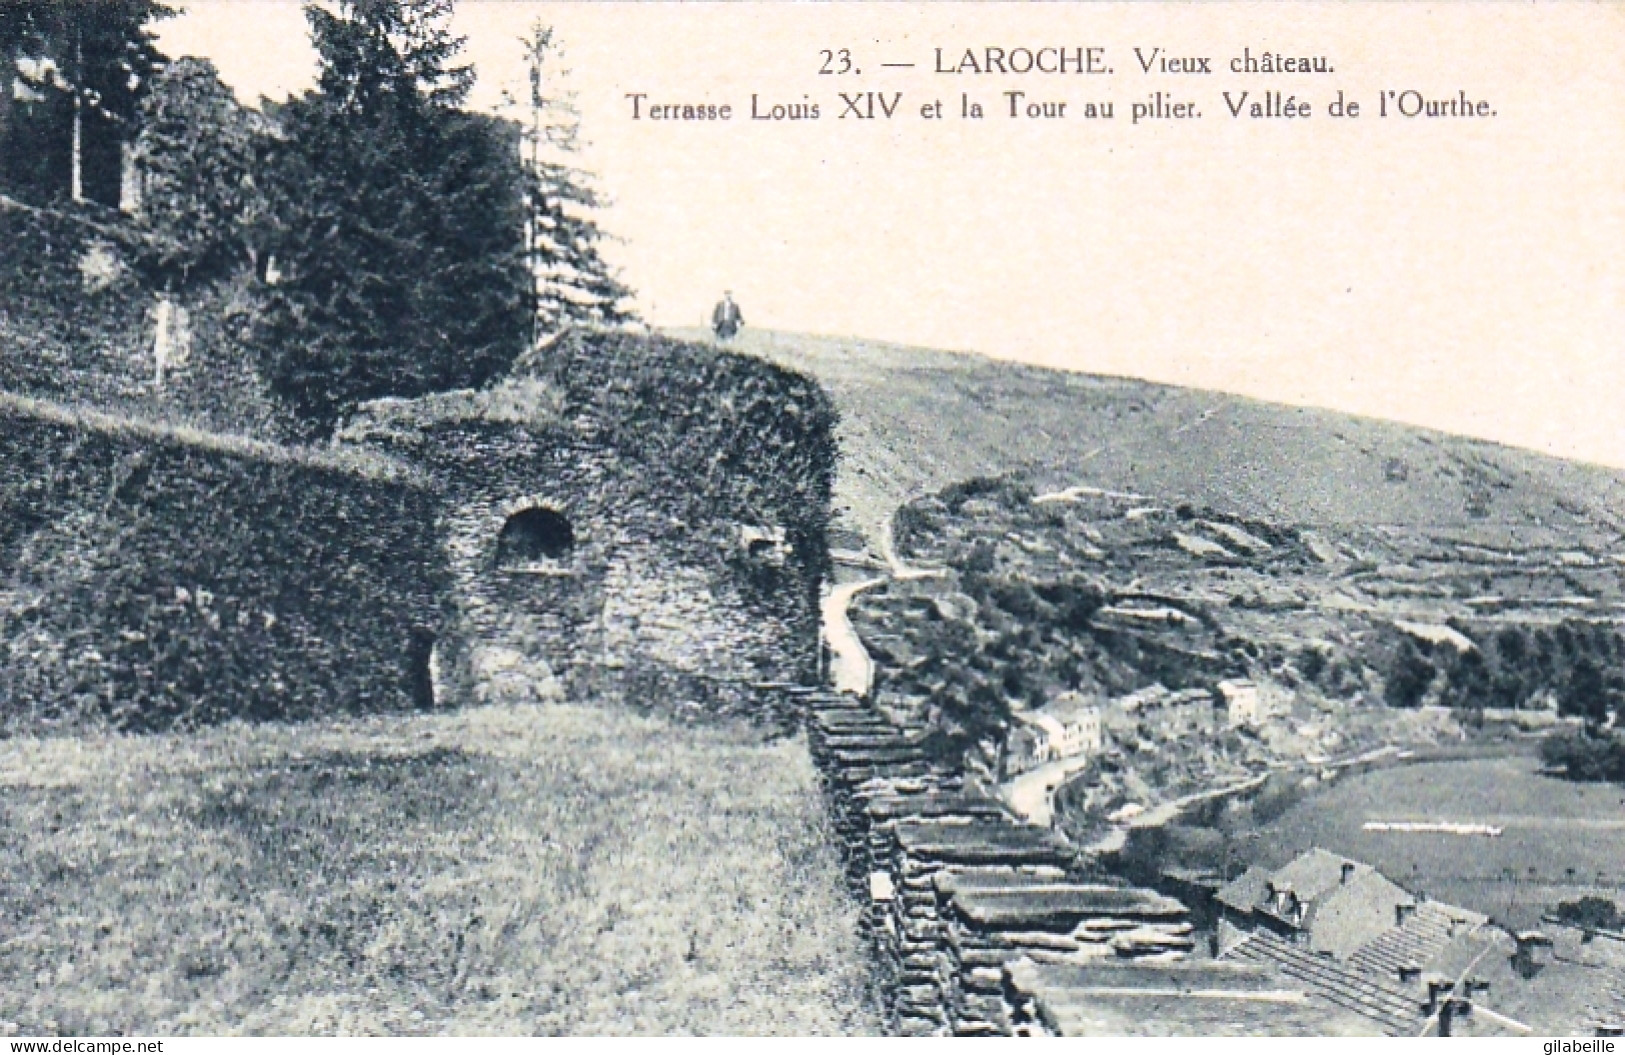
[156,3,1625,471]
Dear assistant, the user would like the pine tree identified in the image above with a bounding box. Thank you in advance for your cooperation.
[510,23,632,338]
[253,0,530,432]
[305,0,473,112]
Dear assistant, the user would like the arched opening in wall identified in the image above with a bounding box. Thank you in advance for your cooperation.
[496,506,575,568]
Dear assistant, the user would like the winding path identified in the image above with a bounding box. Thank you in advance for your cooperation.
[878,515,948,582]
[822,577,885,697]
[1001,754,1096,827]
[820,505,944,699]
[825,509,1088,830]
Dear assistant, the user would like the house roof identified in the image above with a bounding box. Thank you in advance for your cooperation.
[1216,850,1417,926]
[1014,710,1069,745]
[1271,848,1406,907]
[1013,691,1102,745]
[1044,690,1102,725]
[1215,865,1273,915]
[1425,926,1510,982]
[1303,868,1417,959]
[1006,958,1383,1037]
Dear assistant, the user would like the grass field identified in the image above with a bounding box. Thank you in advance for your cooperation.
[1249,753,1625,930]
[0,703,876,1036]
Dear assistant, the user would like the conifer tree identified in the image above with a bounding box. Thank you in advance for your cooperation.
[511,23,633,338]
[253,0,530,432]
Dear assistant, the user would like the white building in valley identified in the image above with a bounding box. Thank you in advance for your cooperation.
[1006,690,1104,775]
[1216,678,1291,728]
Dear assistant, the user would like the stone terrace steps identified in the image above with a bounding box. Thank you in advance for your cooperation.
[1228,931,1424,1036]
[946,884,1188,930]
[892,819,1077,868]
[800,684,1197,1035]
[1011,959,1290,993]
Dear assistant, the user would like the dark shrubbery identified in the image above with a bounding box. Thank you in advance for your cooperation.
[0,200,292,437]
[893,503,939,556]
[129,57,263,287]
[1540,726,1625,784]
[1249,773,1310,826]
[1384,638,1438,708]
[1552,896,1623,932]
[1379,619,1625,719]
[941,475,1029,513]
[0,199,150,401]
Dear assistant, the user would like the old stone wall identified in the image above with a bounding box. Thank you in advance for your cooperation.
[801,684,1195,1036]
[0,197,290,440]
[0,327,836,733]
[344,327,838,718]
[0,393,450,733]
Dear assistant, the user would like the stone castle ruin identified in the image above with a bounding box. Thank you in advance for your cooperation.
[0,308,837,731]
[338,330,837,721]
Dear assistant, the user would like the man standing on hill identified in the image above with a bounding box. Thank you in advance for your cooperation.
[711,290,743,341]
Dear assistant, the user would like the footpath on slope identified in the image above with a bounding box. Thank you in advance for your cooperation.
[822,577,885,697]
[878,515,949,582]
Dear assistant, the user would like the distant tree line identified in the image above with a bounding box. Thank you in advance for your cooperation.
[2,0,632,434]
[1372,619,1625,723]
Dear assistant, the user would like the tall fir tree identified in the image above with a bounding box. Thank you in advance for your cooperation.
[253,0,531,432]
[511,23,632,339]
[305,0,472,112]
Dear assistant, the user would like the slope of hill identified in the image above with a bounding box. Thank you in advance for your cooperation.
[679,329,1625,555]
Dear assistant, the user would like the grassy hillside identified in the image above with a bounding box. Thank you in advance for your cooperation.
[0,703,876,1036]
[690,329,1625,553]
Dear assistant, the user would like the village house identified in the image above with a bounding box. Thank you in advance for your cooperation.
[1215,849,1418,958]
[1206,849,1625,1036]
[1215,677,1289,728]
[1004,690,1103,775]
[1213,847,1488,967]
